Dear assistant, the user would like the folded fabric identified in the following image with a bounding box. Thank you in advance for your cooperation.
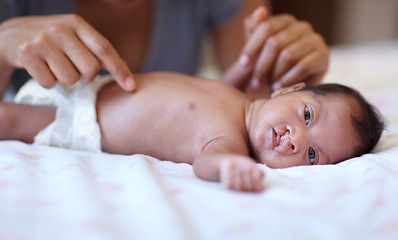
[14,75,114,152]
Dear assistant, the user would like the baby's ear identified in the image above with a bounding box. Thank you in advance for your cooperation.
[271,82,306,98]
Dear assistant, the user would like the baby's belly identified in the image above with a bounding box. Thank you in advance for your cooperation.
[96,83,205,162]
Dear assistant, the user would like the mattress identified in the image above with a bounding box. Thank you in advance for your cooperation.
[1,40,397,240]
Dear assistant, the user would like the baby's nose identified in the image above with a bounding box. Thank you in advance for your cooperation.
[289,129,308,153]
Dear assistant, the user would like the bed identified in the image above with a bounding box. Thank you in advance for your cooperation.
[1,40,398,240]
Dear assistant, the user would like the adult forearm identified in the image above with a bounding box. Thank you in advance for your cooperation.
[0,61,13,99]
[0,19,16,99]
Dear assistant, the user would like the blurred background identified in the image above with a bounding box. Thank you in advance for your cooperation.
[272,0,398,45]
[198,0,398,78]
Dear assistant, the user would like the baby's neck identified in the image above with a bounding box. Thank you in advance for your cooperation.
[244,99,267,153]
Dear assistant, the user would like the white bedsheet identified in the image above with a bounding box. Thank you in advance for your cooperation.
[1,40,398,240]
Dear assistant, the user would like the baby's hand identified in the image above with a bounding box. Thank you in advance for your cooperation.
[220,157,265,192]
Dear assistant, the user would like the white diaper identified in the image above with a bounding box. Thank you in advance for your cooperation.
[14,75,114,152]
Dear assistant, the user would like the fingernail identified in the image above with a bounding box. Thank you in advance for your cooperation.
[125,76,135,91]
[239,54,250,67]
[272,82,281,91]
[253,7,263,18]
[251,78,260,88]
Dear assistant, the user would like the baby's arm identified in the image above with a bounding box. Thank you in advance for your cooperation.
[193,138,265,192]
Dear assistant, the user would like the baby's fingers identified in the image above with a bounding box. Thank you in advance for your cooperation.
[250,166,265,192]
[220,160,234,189]
[220,159,265,192]
[233,163,265,192]
[240,165,265,192]
[220,160,245,190]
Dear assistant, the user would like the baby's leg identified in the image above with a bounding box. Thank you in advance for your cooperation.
[0,102,56,143]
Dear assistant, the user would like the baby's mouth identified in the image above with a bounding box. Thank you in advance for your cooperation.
[272,129,292,152]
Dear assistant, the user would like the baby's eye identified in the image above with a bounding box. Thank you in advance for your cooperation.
[308,147,317,164]
[304,106,312,125]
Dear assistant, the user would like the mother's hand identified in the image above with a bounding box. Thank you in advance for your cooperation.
[223,7,329,94]
[0,14,135,90]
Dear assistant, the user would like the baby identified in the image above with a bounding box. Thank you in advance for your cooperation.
[0,72,384,192]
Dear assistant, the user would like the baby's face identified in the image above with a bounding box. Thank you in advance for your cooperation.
[249,89,361,168]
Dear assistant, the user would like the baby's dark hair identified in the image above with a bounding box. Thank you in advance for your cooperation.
[299,83,384,158]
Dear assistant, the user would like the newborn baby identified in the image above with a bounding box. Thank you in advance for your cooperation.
[1,72,384,191]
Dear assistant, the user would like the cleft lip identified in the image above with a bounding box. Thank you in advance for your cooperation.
[271,128,293,152]
[275,133,292,153]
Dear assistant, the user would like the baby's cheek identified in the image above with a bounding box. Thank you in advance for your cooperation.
[256,150,273,166]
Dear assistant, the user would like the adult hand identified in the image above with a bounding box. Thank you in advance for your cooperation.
[223,6,329,93]
[0,14,135,90]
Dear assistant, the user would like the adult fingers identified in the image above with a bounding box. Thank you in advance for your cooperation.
[73,15,136,91]
[17,36,78,88]
[221,60,254,90]
[270,32,315,84]
[40,38,81,86]
[240,15,296,87]
[21,56,57,89]
[244,6,268,40]
[241,14,296,61]
[251,20,312,88]
[62,33,101,84]
[273,49,328,88]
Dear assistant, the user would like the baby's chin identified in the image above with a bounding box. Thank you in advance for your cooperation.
[255,152,279,168]
[256,156,278,168]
